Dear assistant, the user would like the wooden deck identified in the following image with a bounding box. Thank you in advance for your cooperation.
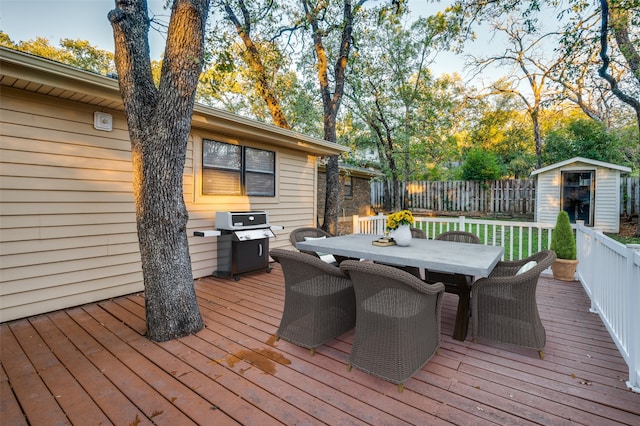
[2,263,639,425]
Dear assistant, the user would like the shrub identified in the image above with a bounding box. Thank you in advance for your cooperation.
[461,148,503,181]
[550,211,576,260]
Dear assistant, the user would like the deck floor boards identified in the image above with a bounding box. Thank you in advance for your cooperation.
[2,263,639,425]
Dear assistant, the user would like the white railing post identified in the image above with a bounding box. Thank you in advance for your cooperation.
[626,245,640,392]
[458,216,466,232]
[352,215,360,234]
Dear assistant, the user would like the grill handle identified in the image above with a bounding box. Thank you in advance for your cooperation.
[258,243,263,257]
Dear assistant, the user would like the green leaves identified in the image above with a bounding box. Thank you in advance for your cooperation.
[551,211,577,260]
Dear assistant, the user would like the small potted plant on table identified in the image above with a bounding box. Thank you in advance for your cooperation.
[550,210,579,281]
[386,210,414,246]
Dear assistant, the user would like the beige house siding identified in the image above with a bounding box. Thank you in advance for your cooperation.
[186,138,319,278]
[1,87,142,322]
[0,47,346,322]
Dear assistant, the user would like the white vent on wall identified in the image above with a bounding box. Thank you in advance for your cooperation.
[94,112,113,131]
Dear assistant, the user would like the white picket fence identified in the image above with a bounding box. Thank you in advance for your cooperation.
[576,223,640,393]
[351,214,640,392]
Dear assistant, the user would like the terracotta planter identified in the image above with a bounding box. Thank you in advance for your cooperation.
[551,258,579,281]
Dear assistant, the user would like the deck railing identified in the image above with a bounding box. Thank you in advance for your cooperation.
[351,214,640,392]
[576,223,640,393]
[352,214,555,261]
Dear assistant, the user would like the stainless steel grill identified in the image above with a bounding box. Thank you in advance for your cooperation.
[212,211,277,280]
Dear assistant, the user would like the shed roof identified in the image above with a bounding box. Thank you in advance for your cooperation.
[530,156,632,177]
[0,46,348,157]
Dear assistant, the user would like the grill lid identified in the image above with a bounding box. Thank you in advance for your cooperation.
[216,211,269,230]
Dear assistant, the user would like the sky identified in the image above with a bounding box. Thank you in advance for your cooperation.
[1,0,169,59]
[0,0,484,80]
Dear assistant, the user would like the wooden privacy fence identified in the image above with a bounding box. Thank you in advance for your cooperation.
[621,177,640,216]
[371,179,536,215]
[372,177,640,216]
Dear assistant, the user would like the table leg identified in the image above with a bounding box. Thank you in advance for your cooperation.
[451,284,470,341]
[426,272,472,341]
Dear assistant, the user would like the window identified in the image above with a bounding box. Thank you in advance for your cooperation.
[344,175,353,197]
[202,140,275,196]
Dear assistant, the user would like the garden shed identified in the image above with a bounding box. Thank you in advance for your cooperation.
[530,157,631,233]
[0,47,347,322]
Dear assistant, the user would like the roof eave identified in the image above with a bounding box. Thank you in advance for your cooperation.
[531,156,632,176]
[0,46,348,157]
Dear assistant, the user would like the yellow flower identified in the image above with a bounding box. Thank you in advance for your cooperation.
[386,210,414,230]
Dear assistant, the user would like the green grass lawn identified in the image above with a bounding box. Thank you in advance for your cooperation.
[415,221,552,260]
[606,233,640,245]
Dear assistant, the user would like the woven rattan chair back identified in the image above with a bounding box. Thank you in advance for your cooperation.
[428,230,482,292]
[340,260,444,392]
[270,248,356,355]
[410,227,427,239]
[435,231,481,244]
[289,227,332,258]
[289,227,352,265]
[471,250,556,359]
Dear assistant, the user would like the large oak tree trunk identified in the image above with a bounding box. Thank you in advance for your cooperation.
[304,0,360,235]
[109,0,208,341]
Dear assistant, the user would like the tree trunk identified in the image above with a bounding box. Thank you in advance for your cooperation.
[323,155,340,235]
[532,109,542,169]
[223,0,291,129]
[109,0,208,341]
[305,0,358,236]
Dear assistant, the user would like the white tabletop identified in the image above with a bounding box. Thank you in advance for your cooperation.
[296,233,504,277]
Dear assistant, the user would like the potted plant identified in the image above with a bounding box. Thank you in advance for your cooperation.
[386,210,414,246]
[550,211,579,281]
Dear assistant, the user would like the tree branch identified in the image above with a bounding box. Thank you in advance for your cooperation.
[598,0,640,112]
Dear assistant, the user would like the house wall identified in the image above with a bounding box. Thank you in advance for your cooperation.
[317,172,374,232]
[534,160,621,232]
[0,86,317,322]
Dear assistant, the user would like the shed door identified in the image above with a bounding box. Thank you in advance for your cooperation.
[561,171,594,225]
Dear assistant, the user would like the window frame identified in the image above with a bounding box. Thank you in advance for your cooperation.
[201,139,276,197]
[344,175,353,198]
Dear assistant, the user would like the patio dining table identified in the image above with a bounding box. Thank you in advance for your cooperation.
[296,233,504,340]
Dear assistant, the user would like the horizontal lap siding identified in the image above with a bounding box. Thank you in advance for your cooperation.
[0,88,142,322]
[186,147,317,278]
[535,163,622,232]
[2,87,319,321]
[271,153,317,231]
[536,171,560,225]
[594,168,620,233]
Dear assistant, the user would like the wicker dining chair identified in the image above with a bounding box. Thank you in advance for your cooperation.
[423,230,482,340]
[435,230,480,244]
[410,227,427,239]
[270,248,356,355]
[471,250,556,359]
[339,260,445,392]
[288,227,349,265]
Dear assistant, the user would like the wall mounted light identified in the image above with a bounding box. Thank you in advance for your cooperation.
[94,112,113,131]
